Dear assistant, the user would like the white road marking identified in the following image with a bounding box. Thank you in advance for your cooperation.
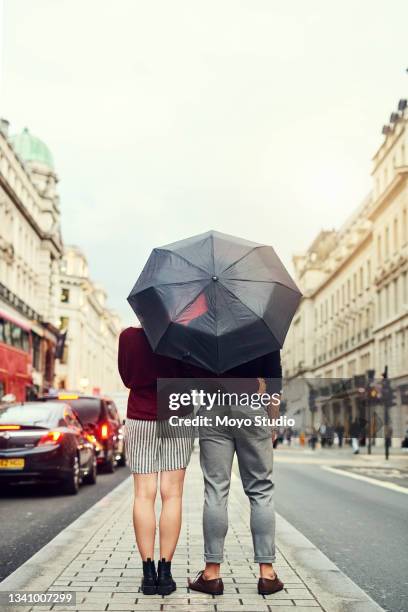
[322,465,408,495]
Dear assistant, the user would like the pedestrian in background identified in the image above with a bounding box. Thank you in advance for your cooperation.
[335,422,345,448]
[350,419,361,454]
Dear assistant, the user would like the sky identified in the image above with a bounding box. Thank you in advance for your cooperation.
[1,0,408,324]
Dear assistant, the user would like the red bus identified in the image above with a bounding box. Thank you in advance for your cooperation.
[0,310,33,401]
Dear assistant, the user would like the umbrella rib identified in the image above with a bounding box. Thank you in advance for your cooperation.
[156,248,210,276]
[222,278,301,294]
[220,245,264,275]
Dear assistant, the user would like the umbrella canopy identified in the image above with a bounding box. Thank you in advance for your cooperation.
[128,230,302,374]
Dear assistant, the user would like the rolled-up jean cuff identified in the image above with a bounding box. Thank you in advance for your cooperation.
[204,554,224,563]
[254,556,276,563]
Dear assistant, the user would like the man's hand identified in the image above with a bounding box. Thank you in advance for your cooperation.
[268,392,281,444]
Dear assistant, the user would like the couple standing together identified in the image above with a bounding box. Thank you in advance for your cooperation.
[118,325,284,597]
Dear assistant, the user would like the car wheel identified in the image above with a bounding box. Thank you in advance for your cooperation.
[62,455,80,495]
[105,452,116,473]
[83,453,97,485]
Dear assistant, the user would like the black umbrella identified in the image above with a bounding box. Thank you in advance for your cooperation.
[128,230,302,373]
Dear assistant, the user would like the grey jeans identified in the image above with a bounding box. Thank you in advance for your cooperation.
[198,407,275,564]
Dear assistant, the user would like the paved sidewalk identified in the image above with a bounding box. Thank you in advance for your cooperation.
[0,449,383,612]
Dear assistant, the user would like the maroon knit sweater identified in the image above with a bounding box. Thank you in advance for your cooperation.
[118,327,182,420]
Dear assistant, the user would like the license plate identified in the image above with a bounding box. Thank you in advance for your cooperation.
[0,458,25,469]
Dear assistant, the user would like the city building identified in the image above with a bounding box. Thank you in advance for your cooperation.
[282,97,408,440]
[0,121,62,397]
[54,245,123,395]
[0,120,122,399]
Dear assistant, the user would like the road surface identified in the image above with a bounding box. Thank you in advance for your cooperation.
[273,451,407,612]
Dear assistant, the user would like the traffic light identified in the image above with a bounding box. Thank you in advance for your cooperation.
[367,385,379,403]
[308,388,317,413]
[381,377,396,408]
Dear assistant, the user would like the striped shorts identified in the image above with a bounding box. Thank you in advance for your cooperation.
[124,418,195,474]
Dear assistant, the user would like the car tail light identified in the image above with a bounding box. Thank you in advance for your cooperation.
[99,422,110,440]
[38,431,63,445]
[0,425,21,430]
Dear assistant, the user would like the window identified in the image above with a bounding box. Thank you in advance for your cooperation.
[385,227,390,260]
[403,209,408,245]
[367,260,371,286]
[61,288,70,303]
[385,284,390,319]
[393,218,399,253]
[359,267,364,294]
[403,271,408,305]
[107,402,119,424]
[11,325,22,349]
[393,279,398,315]
[32,333,41,370]
[377,235,382,263]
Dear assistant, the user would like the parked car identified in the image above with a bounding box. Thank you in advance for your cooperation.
[42,393,126,472]
[0,401,97,494]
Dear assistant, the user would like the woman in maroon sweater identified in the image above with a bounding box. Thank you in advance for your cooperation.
[118,326,194,595]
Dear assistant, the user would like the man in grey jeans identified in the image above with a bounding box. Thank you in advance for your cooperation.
[188,361,284,596]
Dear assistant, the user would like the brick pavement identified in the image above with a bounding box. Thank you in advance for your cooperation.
[28,449,324,612]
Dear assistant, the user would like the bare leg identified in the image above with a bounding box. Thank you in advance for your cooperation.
[259,563,277,579]
[133,473,158,560]
[159,468,186,560]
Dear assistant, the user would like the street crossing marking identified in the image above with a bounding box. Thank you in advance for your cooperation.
[322,465,408,495]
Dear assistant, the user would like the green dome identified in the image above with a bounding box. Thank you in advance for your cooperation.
[10,127,54,169]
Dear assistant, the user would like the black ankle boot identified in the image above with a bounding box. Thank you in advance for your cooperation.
[157,558,176,595]
[141,558,157,595]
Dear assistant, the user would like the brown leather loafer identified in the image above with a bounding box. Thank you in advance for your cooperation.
[258,574,284,595]
[188,570,224,595]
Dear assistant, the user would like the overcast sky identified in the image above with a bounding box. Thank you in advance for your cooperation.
[1,0,408,324]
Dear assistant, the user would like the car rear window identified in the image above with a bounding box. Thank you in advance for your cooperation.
[0,403,60,427]
[64,399,102,424]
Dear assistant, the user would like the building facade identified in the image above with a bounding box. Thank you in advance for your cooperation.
[54,245,123,395]
[0,119,122,399]
[0,121,62,396]
[282,97,408,439]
